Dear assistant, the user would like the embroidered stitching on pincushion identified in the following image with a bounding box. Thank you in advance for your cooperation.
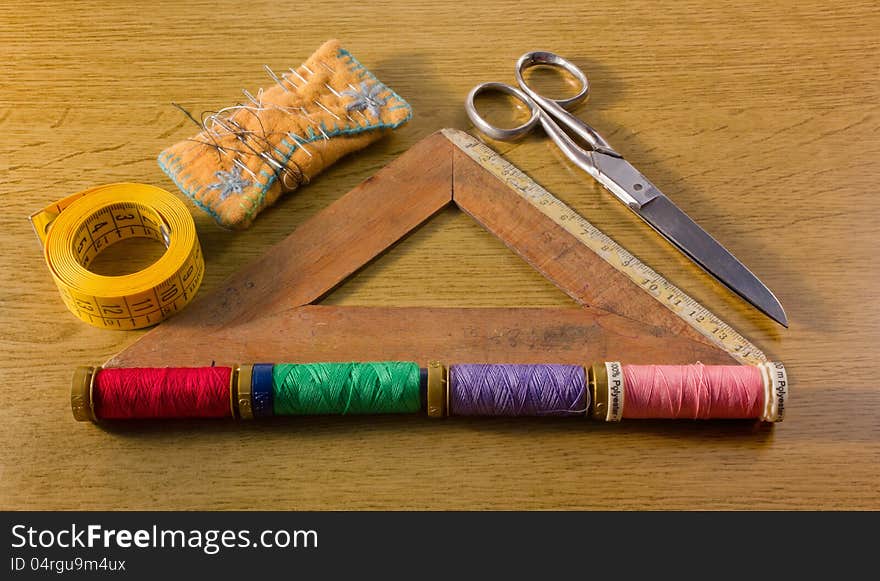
[207,166,251,200]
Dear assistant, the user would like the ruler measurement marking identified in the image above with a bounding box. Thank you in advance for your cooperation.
[108,203,120,230]
[444,129,765,365]
[178,270,188,302]
[135,205,146,228]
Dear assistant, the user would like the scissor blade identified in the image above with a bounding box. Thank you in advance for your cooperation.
[635,196,788,327]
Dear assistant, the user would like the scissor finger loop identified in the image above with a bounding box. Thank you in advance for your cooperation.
[515,51,590,109]
[465,82,542,141]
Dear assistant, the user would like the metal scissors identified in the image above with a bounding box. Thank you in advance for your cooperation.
[465,51,787,327]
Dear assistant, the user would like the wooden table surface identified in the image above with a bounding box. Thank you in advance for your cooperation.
[1,0,878,510]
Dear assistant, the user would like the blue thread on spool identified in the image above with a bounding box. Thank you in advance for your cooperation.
[252,363,274,417]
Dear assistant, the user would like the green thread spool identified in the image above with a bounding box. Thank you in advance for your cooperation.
[273,362,421,415]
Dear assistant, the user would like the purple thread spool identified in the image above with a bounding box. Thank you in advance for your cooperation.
[449,364,588,416]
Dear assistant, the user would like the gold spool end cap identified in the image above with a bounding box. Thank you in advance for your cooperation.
[426,360,447,418]
[71,366,97,422]
[588,363,608,421]
[237,364,254,420]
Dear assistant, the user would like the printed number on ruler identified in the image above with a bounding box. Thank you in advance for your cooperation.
[443,129,765,365]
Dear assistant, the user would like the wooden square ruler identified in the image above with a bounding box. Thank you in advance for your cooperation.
[107,129,764,369]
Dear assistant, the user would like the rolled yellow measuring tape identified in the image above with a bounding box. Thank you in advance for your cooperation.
[30,183,204,330]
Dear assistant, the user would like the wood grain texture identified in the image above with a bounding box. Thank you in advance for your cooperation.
[109,305,735,369]
[1,0,878,509]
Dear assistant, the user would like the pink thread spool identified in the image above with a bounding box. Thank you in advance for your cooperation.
[588,362,788,422]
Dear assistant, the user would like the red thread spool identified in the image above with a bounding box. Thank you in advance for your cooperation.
[72,366,234,420]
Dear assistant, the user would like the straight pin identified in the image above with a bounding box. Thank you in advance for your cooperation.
[313,99,340,120]
[287,133,313,157]
[208,116,236,136]
[259,151,284,170]
[289,68,309,84]
[233,158,258,180]
[242,89,263,108]
[280,72,299,90]
[264,65,292,93]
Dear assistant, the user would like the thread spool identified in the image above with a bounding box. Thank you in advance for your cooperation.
[272,362,422,415]
[73,366,234,420]
[72,361,789,423]
[589,362,788,422]
[448,364,587,416]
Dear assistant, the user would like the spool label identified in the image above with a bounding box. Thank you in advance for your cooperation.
[605,361,625,422]
[770,362,788,422]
